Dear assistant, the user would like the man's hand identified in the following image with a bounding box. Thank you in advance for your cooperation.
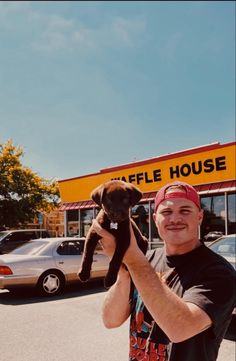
[92,219,144,265]
[92,219,116,259]
[122,221,145,265]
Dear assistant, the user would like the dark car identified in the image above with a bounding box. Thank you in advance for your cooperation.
[0,229,50,254]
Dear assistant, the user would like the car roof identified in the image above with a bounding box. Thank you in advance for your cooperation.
[0,229,48,233]
[215,234,236,240]
[30,237,86,243]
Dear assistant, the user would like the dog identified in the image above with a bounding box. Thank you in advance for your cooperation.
[78,180,148,288]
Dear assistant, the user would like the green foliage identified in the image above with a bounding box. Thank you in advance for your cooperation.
[0,139,60,228]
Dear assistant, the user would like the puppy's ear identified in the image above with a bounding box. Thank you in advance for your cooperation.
[127,183,142,206]
[91,184,105,206]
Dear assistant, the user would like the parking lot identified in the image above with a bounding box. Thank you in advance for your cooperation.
[0,282,235,361]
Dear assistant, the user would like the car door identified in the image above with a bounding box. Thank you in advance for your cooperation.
[53,240,85,281]
[92,243,110,278]
[53,239,109,282]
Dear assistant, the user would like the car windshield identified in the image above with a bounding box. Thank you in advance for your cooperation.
[210,235,236,258]
[0,231,9,241]
[10,241,48,255]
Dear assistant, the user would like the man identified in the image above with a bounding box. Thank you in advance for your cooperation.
[93,181,236,361]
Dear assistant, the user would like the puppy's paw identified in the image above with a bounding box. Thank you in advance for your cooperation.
[78,270,90,282]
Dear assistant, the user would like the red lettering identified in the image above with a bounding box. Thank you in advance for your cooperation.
[149,353,158,361]
[136,349,145,360]
[130,341,167,361]
[157,343,166,356]
[149,342,157,354]
[130,335,137,347]
[130,347,137,358]
[137,337,147,349]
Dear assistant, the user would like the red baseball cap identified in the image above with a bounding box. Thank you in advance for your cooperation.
[154,181,200,212]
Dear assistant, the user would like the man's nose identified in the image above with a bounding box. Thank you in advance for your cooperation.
[169,212,183,222]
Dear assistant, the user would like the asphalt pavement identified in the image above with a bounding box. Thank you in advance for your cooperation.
[0,283,235,361]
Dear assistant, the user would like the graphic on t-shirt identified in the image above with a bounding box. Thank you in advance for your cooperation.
[130,289,169,361]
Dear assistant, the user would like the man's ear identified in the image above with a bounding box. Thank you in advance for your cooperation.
[198,209,204,225]
[91,184,105,206]
[127,183,142,206]
[152,213,156,223]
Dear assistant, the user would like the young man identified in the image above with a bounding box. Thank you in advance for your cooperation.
[93,181,236,361]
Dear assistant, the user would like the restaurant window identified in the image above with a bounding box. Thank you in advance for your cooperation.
[200,195,226,238]
[131,203,149,238]
[80,209,94,237]
[67,210,79,236]
[150,202,161,248]
[227,193,236,234]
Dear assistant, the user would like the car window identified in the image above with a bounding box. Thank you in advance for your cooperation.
[0,231,9,241]
[10,241,47,255]
[18,232,35,241]
[57,241,84,256]
[3,232,36,242]
[36,230,50,238]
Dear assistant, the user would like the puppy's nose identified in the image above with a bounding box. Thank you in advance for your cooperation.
[110,210,128,221]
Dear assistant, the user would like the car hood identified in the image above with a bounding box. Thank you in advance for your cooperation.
[223,256,236,269]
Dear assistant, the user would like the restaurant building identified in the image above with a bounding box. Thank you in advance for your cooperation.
[58,141,236,246]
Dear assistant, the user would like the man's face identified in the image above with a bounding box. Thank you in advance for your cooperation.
[153,197,203,249]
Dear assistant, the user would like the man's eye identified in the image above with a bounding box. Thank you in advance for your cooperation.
[181,210,191,214]
[161,211,171,215]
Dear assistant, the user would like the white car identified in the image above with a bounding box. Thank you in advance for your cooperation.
[208,234,236,319]
[208,234,236,270]
[0,237,109,297]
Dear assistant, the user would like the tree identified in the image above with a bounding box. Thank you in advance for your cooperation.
[0,139,60,228]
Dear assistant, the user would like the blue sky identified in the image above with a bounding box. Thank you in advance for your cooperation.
[0,1,235,181]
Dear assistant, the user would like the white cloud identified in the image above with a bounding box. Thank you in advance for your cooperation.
[0,1,31,13]
[111,16,146,47]
[0,2,146,52]
[69,16,146,53]
[48,14,74,30]
[33,13,146,52]
[32,14,74,51]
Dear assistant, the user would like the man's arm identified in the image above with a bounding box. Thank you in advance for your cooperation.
[92,221,132,328]
[124,247,212,343]
[102,265,131,328]
[93,220,212,342]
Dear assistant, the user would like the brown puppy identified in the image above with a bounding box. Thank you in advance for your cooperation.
[78,180,148,288]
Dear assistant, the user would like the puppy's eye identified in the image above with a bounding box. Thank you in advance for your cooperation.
[106,198,112,205]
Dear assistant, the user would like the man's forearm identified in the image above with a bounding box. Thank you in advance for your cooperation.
[125,250,212,343]
[102,266,132,328]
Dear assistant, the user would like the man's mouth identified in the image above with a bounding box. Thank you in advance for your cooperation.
[166,225,186,231]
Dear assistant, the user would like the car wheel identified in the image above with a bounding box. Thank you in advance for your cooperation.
[37,270,65,297]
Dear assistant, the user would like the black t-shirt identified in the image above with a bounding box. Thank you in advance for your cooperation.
[129,244,236,361]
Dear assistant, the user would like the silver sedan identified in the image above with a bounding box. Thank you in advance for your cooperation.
[0,237,109,296]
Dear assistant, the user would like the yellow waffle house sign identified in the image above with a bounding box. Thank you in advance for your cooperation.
[59,142,236,203]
